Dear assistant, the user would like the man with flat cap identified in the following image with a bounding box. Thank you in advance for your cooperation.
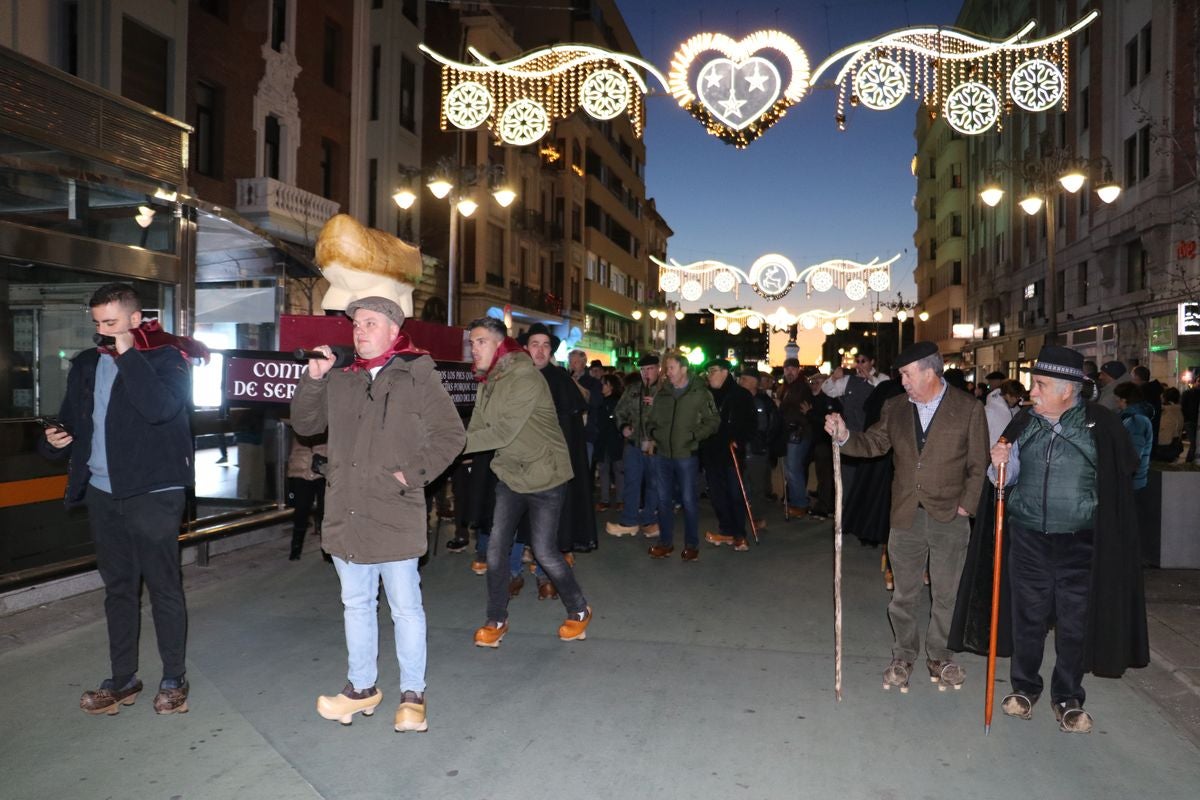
[608,352,664,537]
[293,296,466,732]
[825,341,988,692]
[1093,360,1132,411]
[951,345,1148,733]
[700,358,757,551]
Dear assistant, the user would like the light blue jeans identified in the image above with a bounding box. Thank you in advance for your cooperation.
[332,556,426,694]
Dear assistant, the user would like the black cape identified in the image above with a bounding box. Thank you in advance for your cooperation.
[540,363,598,552]
[843,379,907,545]
[948,403,1150,678]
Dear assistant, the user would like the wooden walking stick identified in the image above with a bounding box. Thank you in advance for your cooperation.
[832,438,844,702]
[984,437,1008,735]
[728,442,759,543]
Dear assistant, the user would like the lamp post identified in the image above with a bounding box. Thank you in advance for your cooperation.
[979,149,1120,345]
[875,292,928,361]
[392,158,516,326]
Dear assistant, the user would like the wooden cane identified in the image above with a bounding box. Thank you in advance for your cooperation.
[984,437,1008,735]
[728,442,759,543]
[833,438,844,702]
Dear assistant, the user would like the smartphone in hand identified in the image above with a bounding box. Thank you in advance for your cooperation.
[37,417,70,436]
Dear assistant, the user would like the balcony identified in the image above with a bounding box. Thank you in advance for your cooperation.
[235,177,340,246]
[509,283,563,316]
[512,207,565,243]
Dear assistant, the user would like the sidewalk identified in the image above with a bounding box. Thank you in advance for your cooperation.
[1,510,1198,800]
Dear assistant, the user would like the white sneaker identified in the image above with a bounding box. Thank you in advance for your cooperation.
[605,521,639,536]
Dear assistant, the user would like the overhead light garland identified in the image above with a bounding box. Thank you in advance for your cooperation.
[654,254,898,303]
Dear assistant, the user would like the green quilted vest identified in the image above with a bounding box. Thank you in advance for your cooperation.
[1008,403,1098,533]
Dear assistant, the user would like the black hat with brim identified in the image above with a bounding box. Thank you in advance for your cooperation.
[517,322,561,352]
[1032,345,1087,383]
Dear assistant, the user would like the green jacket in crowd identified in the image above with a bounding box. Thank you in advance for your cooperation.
[645,374,720,459]
[614,376,662,443]
[464,349,572,494]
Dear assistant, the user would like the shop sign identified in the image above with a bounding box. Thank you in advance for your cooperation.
[1178,303,1200,336]
[988,322,1002,338]
[951,323,974,339]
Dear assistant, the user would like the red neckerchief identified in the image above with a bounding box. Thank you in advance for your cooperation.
[477,337,525,382]
[345,329,428,372]
[96,320,210,363]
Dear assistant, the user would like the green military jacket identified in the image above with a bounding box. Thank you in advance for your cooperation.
[645,376,720,459]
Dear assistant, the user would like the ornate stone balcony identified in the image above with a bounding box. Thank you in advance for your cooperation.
[235,177,340,246]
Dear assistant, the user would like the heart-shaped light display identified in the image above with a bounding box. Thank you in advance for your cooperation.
[669,30,810,148]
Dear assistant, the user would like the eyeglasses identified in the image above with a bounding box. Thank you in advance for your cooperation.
[855,357,870,364]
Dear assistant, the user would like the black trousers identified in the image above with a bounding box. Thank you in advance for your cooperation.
[811,440,835,513]
[84,487,188,680]
[286,477,325,555]
[706,459,746,539]
[1008,521,1093,704]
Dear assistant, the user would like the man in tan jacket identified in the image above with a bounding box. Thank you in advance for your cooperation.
[825,341,988,693]
[293,296,465,733]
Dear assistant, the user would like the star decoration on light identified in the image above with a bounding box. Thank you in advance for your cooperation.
[745,65,769,92]
[703,70,723,89]
[718,93,746,119]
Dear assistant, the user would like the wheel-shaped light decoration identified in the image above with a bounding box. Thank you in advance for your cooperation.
[809,269,835,293]
[835,316,850,331]
[944,82,1000,135]
[713,270,738,294]
[658,271,681,293]
[681,279,704,302]
[801,315,817,330]
[868,270,891,292]
[499,99,551,146]
[1008,58,1065,112]
[444,81,494,130]
[844,278,867,301]
[580,69,631,120]
[852,58,908,111]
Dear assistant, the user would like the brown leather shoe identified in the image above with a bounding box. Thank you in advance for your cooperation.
[473,620,508,648]
[80,677,143,716]
[732,538,749,552]
[680,547,699,562]
[508,574,525,597]
[317,683,381,724]
[394,690,428,733]
[558,606,592,641]
[786,505,809,519]
[537,580,558,600]
[640,523,660,537]
[648,543,674,558]
[153,678,189,715]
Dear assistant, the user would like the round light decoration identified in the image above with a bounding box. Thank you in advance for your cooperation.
[499,99,551,146]
[868,270,891,292]
[658,271,681,293]
[713,270,739,294]
[747,314,762,330]
[852,58,908,110]
[714,316,729,331]
[821,321,836,335]
[681,279,704,302]
[580,69,631,120]
[844,278,867,301]
[444,81,494,129]
[1008,58,1065,112]
[835,316,850,330]
[809,269,835,293]
[944,82,1000,135]
[727,321,743,335]
[801,315,817,330]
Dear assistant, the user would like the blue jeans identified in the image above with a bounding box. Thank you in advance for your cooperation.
[476,529,524,576]
[620,442,659,526]
[487,482,587,621]
[655,455,700,548]
[332,556,426,694]
[784,437,813,508]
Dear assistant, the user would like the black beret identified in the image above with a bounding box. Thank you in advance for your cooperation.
[783,357,801,368]
[637,353,660,367]
[895,341,940,369]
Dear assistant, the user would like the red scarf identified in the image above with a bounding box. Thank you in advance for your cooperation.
[97,320,210,363]
[477,337,526,382]
[346,330,428,372]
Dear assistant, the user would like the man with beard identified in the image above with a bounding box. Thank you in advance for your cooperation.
[465,317,592,646]
[701,359,758,551]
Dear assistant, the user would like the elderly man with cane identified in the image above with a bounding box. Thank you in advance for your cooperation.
[825,342,988,693]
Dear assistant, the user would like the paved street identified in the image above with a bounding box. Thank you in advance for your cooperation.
[1,504,1198,800]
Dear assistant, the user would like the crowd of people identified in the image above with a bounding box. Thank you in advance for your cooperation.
[41,288,1159,738]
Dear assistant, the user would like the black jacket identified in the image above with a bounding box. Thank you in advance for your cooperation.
[700,378,757,468]
[949,403,1149,678]
[39,346,194,505]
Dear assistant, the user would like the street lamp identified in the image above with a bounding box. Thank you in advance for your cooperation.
[393,159,517,326]
[978,148,1119,344]
[877,292,925,360]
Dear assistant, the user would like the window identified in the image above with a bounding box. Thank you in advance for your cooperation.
[1079,86,1089,131]
[1138,125,1151,180]
[320,139,335,199]
[121,17,169,113]
[1124,133,1138,187]
[487,224,505,287]
[367,158,377,228]
[461,219,476,283]
[1079,184,1090,217]
[928,198,935,220]
[197,0,227,20]
[571,204,582,242]
[399,56,416,131]
[1140,24,1152,74]
[1055,269,1066,313]
[1125,35,1138,90]
[952,308,962,325]
[951,214,962,237]
[952,261,962,285]
[1125,240,1148,293]
[951,163,962,188]
[1078,261,1089,304]
[402,0,418,24]
[193,81,221,177]
[264,115,281,179]
[270,0,287,52]
[323,21,340,88]
[370,46,381,121]
[63,1,78,75]
[929,238,937,261]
